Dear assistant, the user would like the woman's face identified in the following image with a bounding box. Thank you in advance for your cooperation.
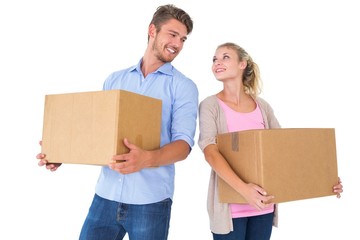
[212,46,245,82]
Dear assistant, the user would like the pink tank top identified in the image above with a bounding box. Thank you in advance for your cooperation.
[217,98,274,218]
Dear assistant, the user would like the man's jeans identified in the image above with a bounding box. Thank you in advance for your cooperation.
[79,194,172,240]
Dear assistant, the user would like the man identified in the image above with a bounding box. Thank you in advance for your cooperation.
[37,4,198,240]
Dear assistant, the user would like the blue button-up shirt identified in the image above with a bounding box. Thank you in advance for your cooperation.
[95,59,198,204]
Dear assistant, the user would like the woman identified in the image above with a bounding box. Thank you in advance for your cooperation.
[198,42,343,240]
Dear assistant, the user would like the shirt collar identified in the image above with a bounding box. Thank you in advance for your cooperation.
[130,59,174,76]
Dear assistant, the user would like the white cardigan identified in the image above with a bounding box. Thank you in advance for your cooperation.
[198,95,281,234]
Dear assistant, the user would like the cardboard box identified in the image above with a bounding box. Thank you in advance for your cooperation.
[217,128,338,203]
[41,90,162,165]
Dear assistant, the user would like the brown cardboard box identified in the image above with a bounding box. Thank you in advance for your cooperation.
[41,90,162,165]
[217,128,338,203]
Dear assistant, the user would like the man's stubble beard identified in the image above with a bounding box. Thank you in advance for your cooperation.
[151,38,175,63]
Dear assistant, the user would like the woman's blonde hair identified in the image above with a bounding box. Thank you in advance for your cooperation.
[217,42,262,97]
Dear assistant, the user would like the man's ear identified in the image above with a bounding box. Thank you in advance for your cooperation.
[148,24,156,39]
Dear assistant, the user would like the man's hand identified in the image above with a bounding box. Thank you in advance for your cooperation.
[109,138,152,174]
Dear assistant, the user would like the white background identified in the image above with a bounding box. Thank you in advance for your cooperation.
[1,0,358,239]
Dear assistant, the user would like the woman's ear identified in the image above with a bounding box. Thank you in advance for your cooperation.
[239,60,247,70]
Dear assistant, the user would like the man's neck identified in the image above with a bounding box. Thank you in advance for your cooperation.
[141,50,166,78]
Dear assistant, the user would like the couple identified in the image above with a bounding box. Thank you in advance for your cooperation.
[36,4,343,240]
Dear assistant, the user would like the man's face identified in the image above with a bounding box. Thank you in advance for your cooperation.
[151,19,188,63]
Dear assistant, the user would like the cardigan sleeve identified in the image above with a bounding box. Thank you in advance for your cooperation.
[198,95,228,151]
